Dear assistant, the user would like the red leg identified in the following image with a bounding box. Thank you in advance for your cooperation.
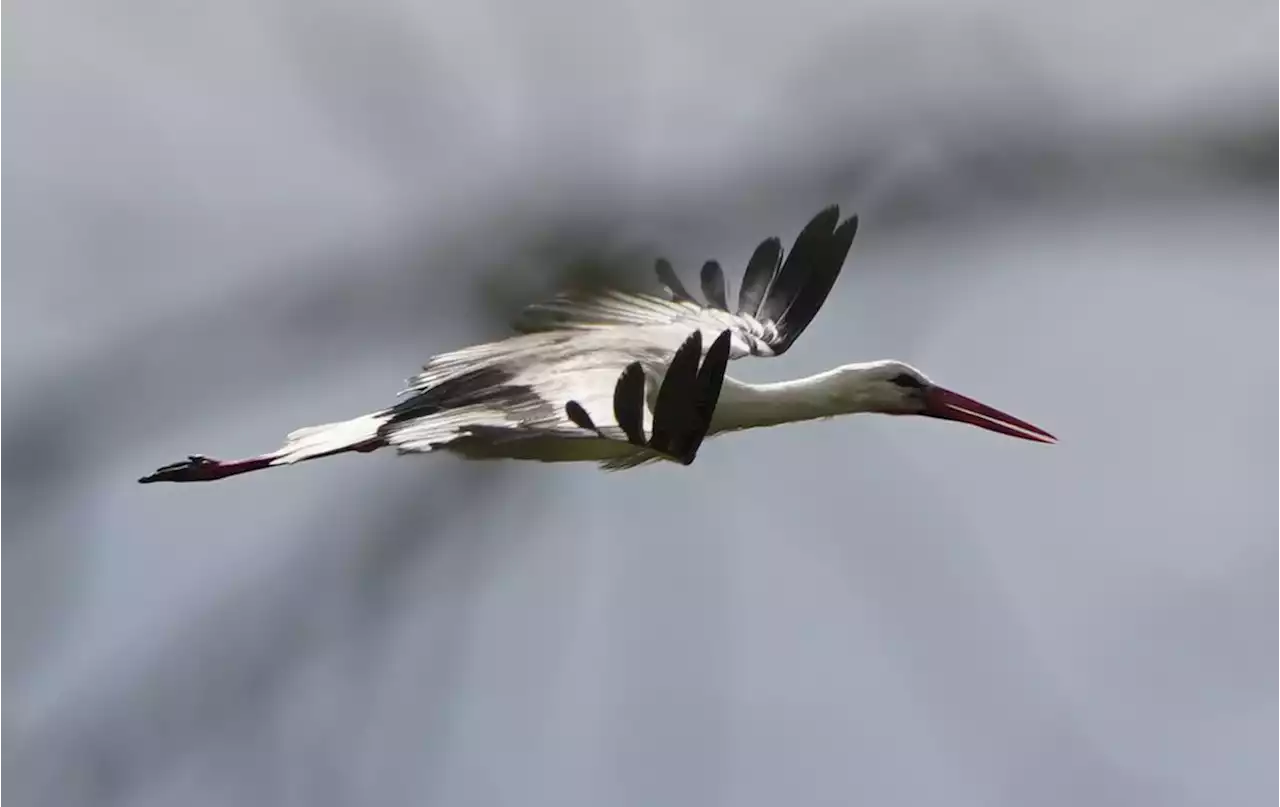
[138,439,382,484]
[138,454,275,483]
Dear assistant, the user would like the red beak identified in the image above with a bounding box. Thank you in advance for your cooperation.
[923,386,1056,444]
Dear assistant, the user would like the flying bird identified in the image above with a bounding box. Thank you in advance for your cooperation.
[140,205,1054,484]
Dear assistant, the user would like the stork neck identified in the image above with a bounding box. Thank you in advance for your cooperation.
[711,369,855,433]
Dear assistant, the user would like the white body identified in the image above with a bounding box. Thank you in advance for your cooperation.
[436,374,834,464]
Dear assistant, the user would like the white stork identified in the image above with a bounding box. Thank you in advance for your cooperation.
[140,205,1054,484]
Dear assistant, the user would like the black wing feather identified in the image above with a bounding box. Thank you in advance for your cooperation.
[756,205,841,326]
[678,329,732,461]
[612,363,649,446]
[770,214,858,353]
[565,400,599,433]
[648,330,703,453]
[700,261,729,311]
[566,329,732,465]
[642,206,857,356]
[655,258,697,302]
[737,236,783,317]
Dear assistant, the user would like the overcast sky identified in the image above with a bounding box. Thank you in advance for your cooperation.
[4,0,1276,805]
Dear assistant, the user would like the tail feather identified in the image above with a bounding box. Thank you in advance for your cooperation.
[275,413,389,465]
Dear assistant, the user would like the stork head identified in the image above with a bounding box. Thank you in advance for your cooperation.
[836,360,1056,443]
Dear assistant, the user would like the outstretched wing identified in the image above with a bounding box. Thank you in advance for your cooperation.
[515,205,859,359]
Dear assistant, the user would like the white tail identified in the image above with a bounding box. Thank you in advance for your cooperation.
[274,413,388,465]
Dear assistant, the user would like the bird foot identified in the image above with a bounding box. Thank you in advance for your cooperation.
[138,454,221,483]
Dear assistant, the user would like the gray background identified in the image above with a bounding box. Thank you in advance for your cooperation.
[3,0,1276,805]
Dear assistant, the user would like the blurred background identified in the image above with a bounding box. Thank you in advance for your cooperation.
[3,0,1277,804]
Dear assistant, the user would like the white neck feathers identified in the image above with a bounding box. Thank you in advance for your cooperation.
[710,366,881,434]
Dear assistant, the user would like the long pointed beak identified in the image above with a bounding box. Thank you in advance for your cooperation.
[924,386,1056,444]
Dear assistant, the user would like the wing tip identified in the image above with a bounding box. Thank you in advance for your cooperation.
[655,257,696,302]
[837,212,860,239]
[808,204,841,231]
[700,260,729,311]
[564,400,597,432]
[809,204,860,234]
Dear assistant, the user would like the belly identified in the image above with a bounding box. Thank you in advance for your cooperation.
[444,434,647,464]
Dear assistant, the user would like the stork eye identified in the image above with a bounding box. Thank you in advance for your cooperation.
[889,373,924,389]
